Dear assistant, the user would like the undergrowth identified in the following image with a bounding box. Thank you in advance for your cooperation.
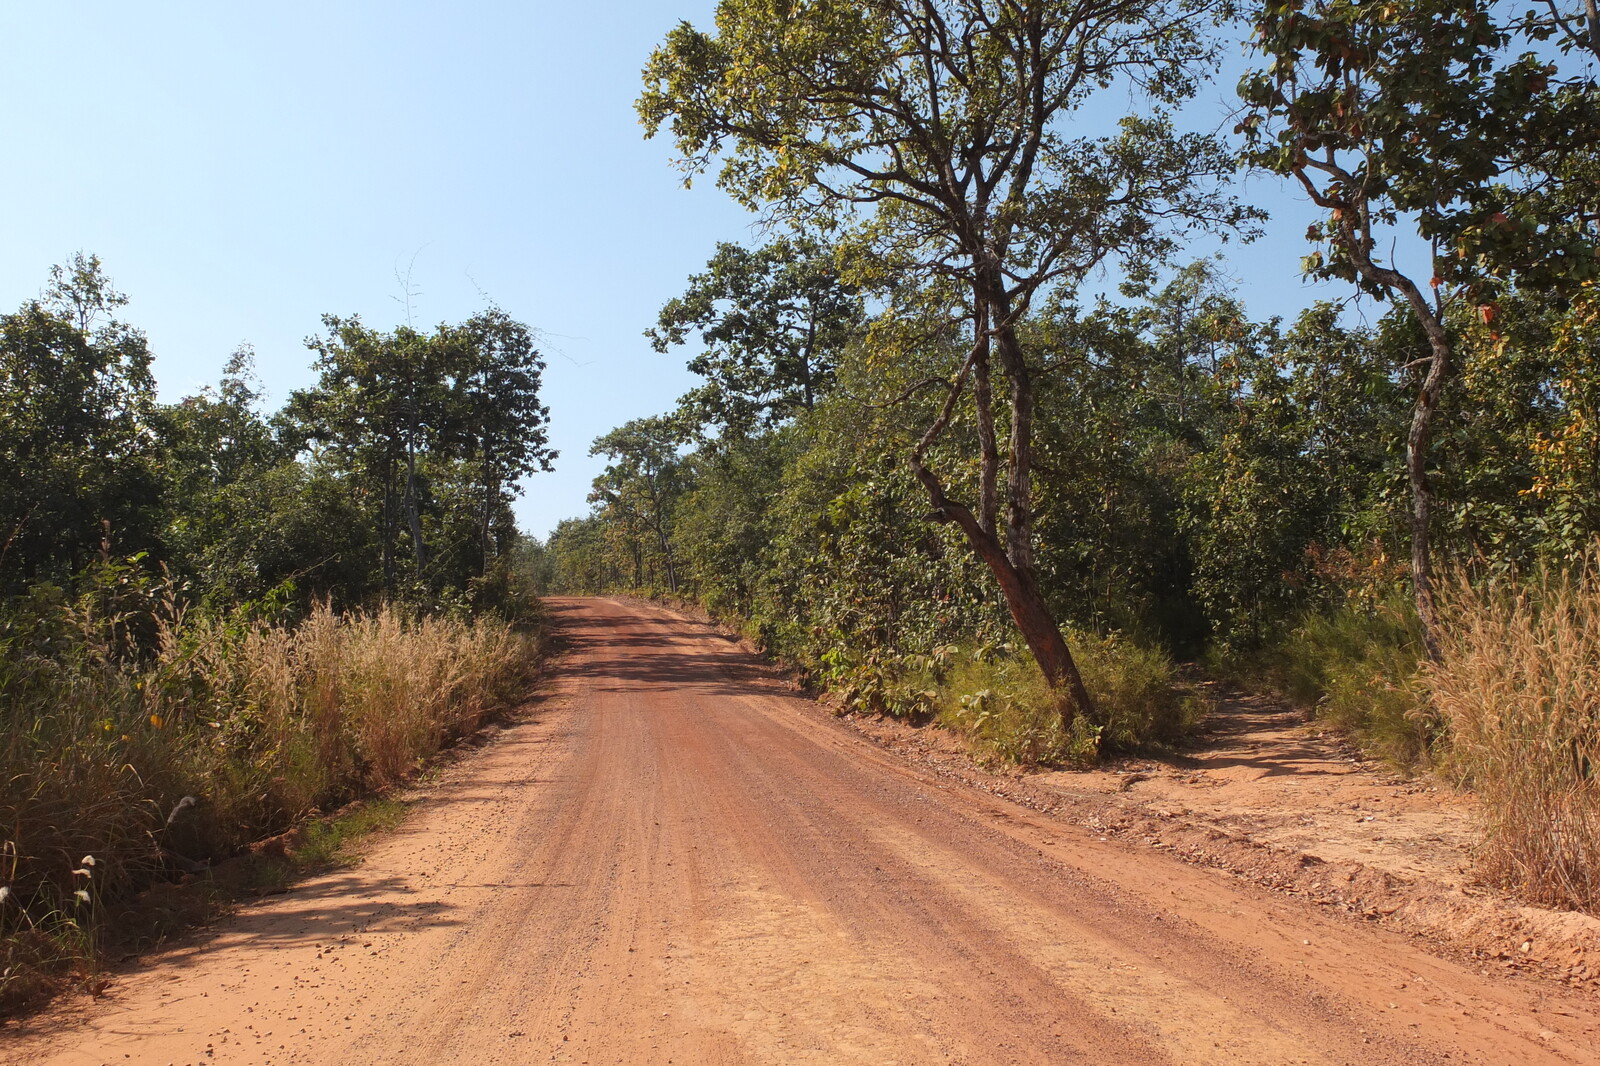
[810,631,1206,767]
[0,579,543,1013]
[293,799,410,868]
[1226,591,1433,767]
[934,633,1209,767]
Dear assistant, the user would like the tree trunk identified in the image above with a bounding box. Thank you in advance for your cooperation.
[904,283,1096,724]
[986,291,1039,576]
[646,476,678,594]
[380,464,396,593]
[1323,201,1451,662]
[656,524,678,593]
[800,313,817,411]
[481,446,496,578]
[1405,327,1451,662]
[1366,261,1451,663]
[404,443,428,575]
[972,305,999,536]
[908,454,1094,723]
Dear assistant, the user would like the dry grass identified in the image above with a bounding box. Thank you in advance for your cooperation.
[1425,564,1600,913]
[0,599,542,1010]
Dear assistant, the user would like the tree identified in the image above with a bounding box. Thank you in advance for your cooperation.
[640,0,1252,719]
[1239,0,1600,654]
[648,238,864,438]
[287,308,554,592]
[289,316,448,586]
[440,309,557,573]
[588,417,688,593]
[547,516,613,593]
[153,347,291,596]
[0,254,159,586]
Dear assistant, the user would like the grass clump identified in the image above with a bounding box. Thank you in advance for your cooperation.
[1073,631,1210,754]
[936,652,1085,765]
[936,632,1206,767]
[1425,564,1600,913]
[293,799,410,868]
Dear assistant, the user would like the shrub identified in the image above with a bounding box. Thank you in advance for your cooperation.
[1071,630,1209,754]
[937,633,1204,767]
[936,651,1083,765]
[1425,564,1600,913]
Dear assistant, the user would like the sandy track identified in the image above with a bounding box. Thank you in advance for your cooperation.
[10,597,1599,1065]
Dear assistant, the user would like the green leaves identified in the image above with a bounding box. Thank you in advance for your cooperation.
[1240,0,1600,300]
[649,238,863,439]
[0,255,160,587]
[642,0,1253,299]
[287,309,555,594]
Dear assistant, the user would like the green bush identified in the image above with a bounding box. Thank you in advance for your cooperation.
[936,633,1205,767]
[936,651,1090,766]
[1072,630,1210,753]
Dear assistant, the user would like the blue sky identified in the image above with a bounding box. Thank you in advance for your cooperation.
[1,2,1338,538]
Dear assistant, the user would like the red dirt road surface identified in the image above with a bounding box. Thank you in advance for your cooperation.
[11,597,1600,1065]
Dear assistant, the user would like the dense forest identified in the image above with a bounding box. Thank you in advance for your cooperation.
[550,0,1600,909]
[2,253,555,611]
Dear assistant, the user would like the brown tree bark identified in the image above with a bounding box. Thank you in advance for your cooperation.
[404,443,428,576]
[908,323,1095,725]
[971,305,999,536]
[1330,209,1449,661]
[910,460,1095,721]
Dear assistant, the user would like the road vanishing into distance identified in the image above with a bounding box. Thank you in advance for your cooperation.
[11,598,1600,1065]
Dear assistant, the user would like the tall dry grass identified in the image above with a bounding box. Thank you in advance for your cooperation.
[1425,565,1600,913]
[0,599,542,1004]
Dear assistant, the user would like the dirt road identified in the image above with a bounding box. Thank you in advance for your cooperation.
[11,597,1600,1065]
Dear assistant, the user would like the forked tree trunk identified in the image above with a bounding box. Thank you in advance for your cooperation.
[907,301,1096,726]
[905,272,1096,729]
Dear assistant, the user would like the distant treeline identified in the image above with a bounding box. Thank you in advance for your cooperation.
[552,254,1597,674]
[0,253,556,615]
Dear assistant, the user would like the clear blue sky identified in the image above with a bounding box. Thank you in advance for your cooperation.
[1,2,1337,539]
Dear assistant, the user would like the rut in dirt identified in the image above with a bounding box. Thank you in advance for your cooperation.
[9,596,1600,1066]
